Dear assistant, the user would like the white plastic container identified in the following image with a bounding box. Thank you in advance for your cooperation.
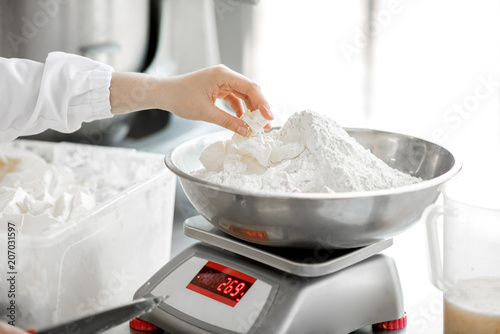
[0,140,176,328]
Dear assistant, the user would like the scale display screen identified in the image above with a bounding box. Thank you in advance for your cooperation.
[186,261,256,307]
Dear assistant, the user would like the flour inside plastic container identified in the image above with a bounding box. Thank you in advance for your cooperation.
[0,141,163,233]
[192,110,422,193]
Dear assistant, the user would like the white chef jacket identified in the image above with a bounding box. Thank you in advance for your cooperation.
[0,52,114,143]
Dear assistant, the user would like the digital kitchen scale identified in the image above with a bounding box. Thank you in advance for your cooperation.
[133,216,405,334]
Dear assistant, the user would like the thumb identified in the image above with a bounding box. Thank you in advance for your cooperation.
[209,106,249,137]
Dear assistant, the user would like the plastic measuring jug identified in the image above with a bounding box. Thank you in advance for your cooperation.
[424,175,500,333]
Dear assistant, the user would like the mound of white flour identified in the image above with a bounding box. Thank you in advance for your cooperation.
[192,110,421,193]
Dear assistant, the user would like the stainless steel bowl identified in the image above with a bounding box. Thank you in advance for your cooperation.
[165,128,461,249]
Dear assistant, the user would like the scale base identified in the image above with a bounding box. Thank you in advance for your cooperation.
[134,218,405,334]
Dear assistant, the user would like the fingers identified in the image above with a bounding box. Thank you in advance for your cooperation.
[0,322,29,334]
[231,86,273,121]
[209,105,249,137]
[260,104,274,121]
[223,93,245,118]
[213,65,273,121]
[224,92,272,131]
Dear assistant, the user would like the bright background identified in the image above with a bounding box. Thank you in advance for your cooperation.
[246,0,500,176]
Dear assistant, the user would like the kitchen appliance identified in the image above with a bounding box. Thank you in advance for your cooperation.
[0,0,152,72]
[131,128,459,333]
[133,216,406,334]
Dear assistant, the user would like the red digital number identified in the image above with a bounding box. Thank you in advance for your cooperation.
[231,282,246,297]
[224,279,238,295]
[188,262,257,307]
[217,277,231,292]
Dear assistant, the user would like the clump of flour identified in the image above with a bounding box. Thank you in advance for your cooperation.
[192,110,421,193]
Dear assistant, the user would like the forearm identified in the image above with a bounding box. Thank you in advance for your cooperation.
[110,72,166,115]
[110,70,218,117]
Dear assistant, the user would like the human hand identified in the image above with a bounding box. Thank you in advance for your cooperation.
[0,321,29,334]
[110,65,273,137]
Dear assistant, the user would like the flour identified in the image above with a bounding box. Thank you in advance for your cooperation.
[0,141,164,231]
[192,110,421,193]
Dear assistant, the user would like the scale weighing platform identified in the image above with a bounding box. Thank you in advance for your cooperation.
[133,216,406,334]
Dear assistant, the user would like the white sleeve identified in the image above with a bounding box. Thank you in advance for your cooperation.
[0,52,114,143]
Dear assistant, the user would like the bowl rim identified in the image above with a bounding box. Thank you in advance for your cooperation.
[164,127,463,200]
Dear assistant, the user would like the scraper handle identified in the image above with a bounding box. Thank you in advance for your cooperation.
[24,296,166,334]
